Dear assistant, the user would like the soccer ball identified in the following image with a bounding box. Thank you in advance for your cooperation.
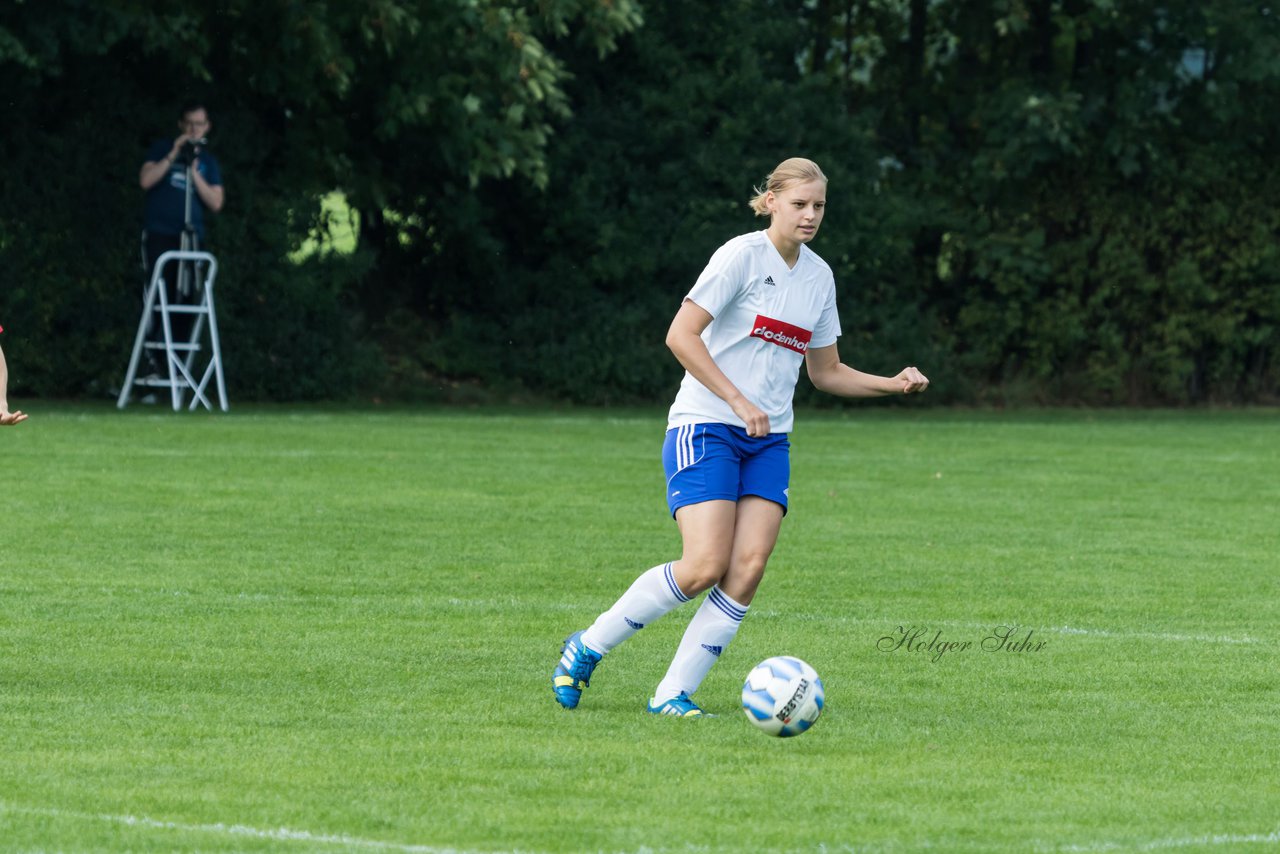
[741,656,824,737]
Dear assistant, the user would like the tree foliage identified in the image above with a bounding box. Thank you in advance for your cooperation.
[814,0,1280,403]
[0,0,641,398]
[1,0,1276,405]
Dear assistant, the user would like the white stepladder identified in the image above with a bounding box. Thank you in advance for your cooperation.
[118,249,228,412]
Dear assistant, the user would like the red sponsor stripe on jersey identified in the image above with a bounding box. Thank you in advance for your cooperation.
[750,315,813,354]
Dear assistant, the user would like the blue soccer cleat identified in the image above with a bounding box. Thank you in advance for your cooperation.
[647,692,705,718]
[553,631,602,709]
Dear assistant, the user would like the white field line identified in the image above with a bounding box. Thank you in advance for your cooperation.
[0,802,511,853]
[4,802,1278,854]
[1052,828,1280,851]
[778,613,1263,646]
[1041,624,1261,645]
[461,600,1265,645]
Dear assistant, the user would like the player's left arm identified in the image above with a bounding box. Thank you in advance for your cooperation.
[805,343,929,397]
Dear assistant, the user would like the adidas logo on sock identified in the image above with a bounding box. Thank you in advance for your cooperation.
[700,644,723,657]
[625,617,646,630]
[762,275,776,287]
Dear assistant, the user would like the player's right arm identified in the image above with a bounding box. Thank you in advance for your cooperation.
[665,299,770,437]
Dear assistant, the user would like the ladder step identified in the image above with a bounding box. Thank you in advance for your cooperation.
[144,342,202,351]
[152,306,209,314]
[133,377,206,389]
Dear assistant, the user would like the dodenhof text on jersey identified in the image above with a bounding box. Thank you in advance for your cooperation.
[750,315,813,354]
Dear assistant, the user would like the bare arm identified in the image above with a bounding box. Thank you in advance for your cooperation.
[665,299,771,437]
[139,155,174,190]
[139,136,184,190]
[191,160,224,213]
[805,343,929,397]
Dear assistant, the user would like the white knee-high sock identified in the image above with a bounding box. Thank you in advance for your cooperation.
[652,586,748,703]
[580,562,690,654]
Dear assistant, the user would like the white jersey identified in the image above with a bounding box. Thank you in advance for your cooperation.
[667,231,842,434]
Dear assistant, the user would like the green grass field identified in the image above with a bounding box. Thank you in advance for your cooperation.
[2,405,1277,853]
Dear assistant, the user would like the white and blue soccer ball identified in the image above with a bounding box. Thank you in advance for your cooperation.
[741,656,825,737]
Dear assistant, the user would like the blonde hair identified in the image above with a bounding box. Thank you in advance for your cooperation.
[749,158,828,217]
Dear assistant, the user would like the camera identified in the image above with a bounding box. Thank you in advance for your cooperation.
[175,137,208,166]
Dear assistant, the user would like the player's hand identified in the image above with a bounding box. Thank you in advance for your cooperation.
[730,397,771,437]
[0,408,28,426]
[894,366,929,394]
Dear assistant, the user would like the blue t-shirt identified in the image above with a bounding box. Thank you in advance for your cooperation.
[142,139,223,238]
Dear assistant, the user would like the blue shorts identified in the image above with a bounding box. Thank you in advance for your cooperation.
[663,423,790,518]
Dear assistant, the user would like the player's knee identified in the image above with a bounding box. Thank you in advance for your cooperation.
[676,554,729,595]
[735,547,772,581]
[721,552,770,602]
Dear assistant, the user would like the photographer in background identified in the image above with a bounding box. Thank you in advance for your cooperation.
[137,101,225,376]
[140,100,224,256]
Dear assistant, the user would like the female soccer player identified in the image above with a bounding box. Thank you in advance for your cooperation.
[553,157,928,716]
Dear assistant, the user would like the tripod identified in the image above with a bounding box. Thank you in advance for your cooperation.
[119,154,227,411]
[176,149,203,303]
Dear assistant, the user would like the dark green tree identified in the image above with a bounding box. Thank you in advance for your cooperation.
[2,0,1276,405]
[804,0,1280,403]
[0,0,641,398]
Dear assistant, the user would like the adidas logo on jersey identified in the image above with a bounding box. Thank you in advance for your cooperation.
[762,275,776,287]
